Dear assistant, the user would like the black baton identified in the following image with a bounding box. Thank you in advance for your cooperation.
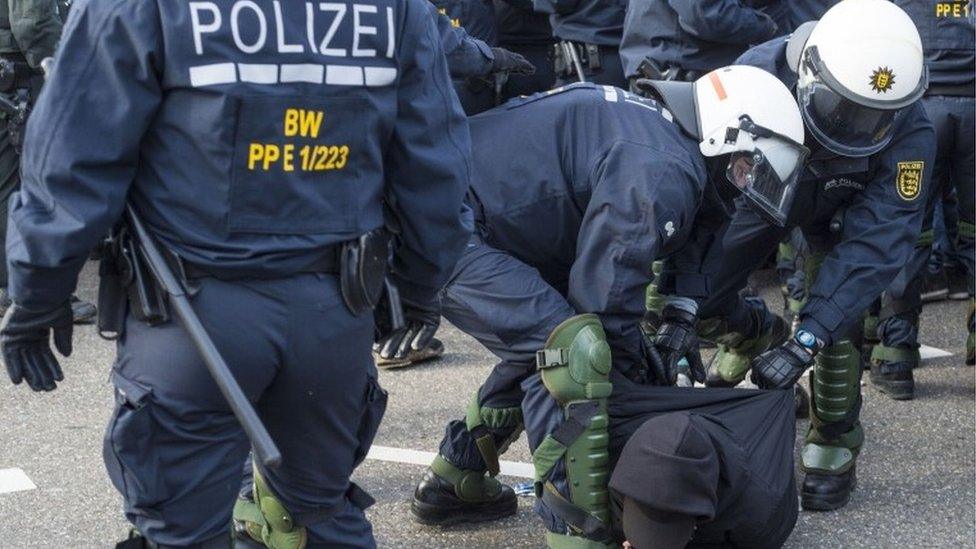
[124,204,283,469]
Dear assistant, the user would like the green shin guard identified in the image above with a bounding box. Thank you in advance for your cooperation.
[233,467,307,549]
[707,313,790,386]
[803,340,864,476]
[465,392,524,478]
[643,261,666,332]
[533,314,614,548]
[430,455,508,502]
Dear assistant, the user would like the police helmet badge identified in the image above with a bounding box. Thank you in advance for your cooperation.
[869,67,895,93]
[895,161,924,201]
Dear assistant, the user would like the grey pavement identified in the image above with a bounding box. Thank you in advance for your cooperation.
[0,265,973,548]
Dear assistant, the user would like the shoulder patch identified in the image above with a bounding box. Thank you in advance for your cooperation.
[895,161,924,201]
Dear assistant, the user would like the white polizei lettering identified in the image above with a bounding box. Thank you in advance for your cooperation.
[385,7,394,58]
[273,1,303,53]
[280,63,325,83]
[352,4,377,57]
[189,2,221,55]
[305,2,318,52]
[319,4,348,56]
[230,0,267,54]
[364,66,396,86]
[189,63,237,86]
[326,64,364,85]
[238,63,278,83]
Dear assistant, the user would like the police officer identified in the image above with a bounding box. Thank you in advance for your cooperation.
[0,0,95,323]
[406,68,807,548]
[535,0,628,87]
[620,0,780,84]
[696,0,935,511]
[494,0,557,99]
[2,0,471,546]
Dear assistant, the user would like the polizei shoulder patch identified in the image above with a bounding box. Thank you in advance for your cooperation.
[896,161,924,201]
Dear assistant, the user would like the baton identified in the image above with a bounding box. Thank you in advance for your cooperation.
[124,204,283,469]
[561,41,587,83]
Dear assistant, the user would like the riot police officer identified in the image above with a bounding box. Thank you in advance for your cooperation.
[2,0,471,547]
[620,0,780,84]
[405,67,807,548]
[535,0,628,87]
[697,0,935,511]
[0,0,95,323]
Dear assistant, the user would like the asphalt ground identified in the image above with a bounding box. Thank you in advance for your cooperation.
[0,265,973,548]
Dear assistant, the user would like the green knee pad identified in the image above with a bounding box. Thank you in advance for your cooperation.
[233,467,307,549]
[465,391,523,477]
[533,314,614,548]
[710,313,790,385]
[803,340,864,475]
[778,241,796,265]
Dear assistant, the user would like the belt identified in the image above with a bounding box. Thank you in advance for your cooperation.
[0,55,39,90]
[178,247,340,281]
[553,41,615,78]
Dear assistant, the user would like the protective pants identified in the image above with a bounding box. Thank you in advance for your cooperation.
[437,235,576,474]
[104,273,384,547]
[699,200,863,486]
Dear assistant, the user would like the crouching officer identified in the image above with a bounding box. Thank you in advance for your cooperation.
[620,0,780,85]
[696,0,934,511]
[407,67,807,548]
[2,0,471,546]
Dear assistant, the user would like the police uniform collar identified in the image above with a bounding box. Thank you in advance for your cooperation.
[786,21,817,74]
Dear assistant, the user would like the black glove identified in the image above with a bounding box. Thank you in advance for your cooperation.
[375,298,440,361]
[2,301,73,391]
[750,337,816,390]
[642,306,705,386]
[490,47,536,76]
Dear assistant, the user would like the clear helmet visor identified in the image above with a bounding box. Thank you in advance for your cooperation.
[726,136,809,226]
[797,70,901,158]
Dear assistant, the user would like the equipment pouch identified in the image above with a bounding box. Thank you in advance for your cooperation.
[123,235,169,326]
[340,229,391,316]
[96,232,130,340]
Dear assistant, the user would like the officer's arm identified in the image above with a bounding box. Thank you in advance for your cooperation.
[8,0,162,310]
[799,116,936,346]
[385,0,472,306]
[8,0,62,68]
[532,0,581,16]
[568,141,702,371]
[427,2,495,78]
[667,0,778,45]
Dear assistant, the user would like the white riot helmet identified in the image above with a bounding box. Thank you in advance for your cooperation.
[641,65,808,226]
[792,0,928,157]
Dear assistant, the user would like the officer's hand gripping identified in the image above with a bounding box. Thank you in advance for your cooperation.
[490,47,536,76]
[643,306,705,386]
[1,302,73,391]
[375,297,440,361]
[750,333,818,390]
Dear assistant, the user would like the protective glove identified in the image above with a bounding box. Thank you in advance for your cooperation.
[750,332,818,390]
[490,47,536,76]
[375,297,440,362]
[2,301,73,391]
[642,306,705,386]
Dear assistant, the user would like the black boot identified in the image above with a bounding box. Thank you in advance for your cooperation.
[411,458,517,526]
[869,360,915,400]
[801,466,856,511]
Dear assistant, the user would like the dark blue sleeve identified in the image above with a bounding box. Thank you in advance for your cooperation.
[532,0,580,16]
[569,140,701,371]
[428,1,495,78]
[667,0,779,45]
[657,186,732,303]
[7,0,163,310]
[386,0,473,305]
[799,109,936,345]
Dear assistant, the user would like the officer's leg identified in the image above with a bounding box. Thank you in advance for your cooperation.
[698,199,791,387]
[948,96,976,362]
[0,112,20,310]
[524,314,614,548]
[499,42,556,100]
[799,254,863,511]
[236,274,380,548]
[105,278,278,545]
[411,239,576,525]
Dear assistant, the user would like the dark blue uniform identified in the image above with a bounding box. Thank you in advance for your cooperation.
[494,0,557,99]
[9,0,471,544]
[432,0,500,114]
[783,0,835,31]
[620,0,779,80]
[433,1,496,80]
[534,0,628,86]
[432,83,731,532]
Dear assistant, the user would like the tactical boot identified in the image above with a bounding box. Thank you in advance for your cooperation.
[411,456,516,526]
[802,467,857,511]
[705,313,790,388]
[375,338,444,369]
[946,266,969,300]
[919,268,949,303]
[869,360,914,400]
